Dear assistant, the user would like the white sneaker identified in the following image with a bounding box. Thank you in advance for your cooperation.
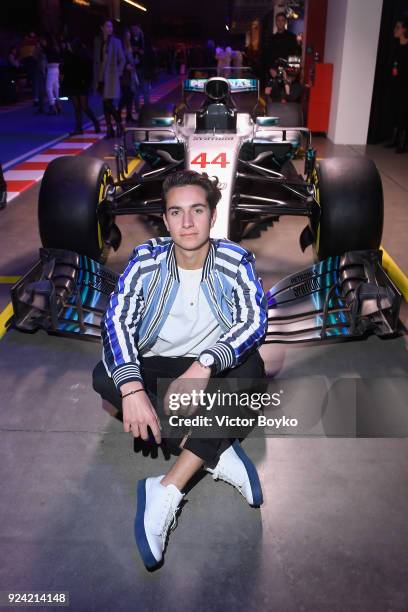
[134,475,184,568]
[206,440,263,507]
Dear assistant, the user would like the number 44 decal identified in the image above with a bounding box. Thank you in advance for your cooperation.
[191,152,230,169]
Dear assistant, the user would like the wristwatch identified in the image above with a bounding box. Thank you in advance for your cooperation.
[197,352,215,371]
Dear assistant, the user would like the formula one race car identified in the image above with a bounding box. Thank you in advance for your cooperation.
[9,74,401,344]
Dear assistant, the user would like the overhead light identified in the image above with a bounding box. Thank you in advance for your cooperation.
[225,24,230,30]
[123,0,147,12]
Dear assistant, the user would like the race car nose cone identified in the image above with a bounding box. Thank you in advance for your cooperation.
[205,77,230,101]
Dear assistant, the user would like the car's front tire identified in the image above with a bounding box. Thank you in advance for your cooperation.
[311,157,383,260]
[38,156,115,262]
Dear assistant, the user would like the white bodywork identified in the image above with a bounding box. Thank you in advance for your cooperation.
[177,112,254,238]
[138,113,303,239]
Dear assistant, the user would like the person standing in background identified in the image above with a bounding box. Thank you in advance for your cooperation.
[138,37,157,109]
[203,40,217,71]
[20,31,39,104]
[45,35,61,115]
[263,12,301,81]
[61,37,100,135]
[0,165,7,211]
[33,37,47,114]
[119,28,139,124]
[94,19,125,139]
[8,46,22,75]
[129,23,146,118]
[231,48,243,73]
[385,17,408,153]
[216,46,231,77]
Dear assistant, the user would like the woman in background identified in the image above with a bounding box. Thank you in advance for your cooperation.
[61,37,100,135]
[93,19,125,139]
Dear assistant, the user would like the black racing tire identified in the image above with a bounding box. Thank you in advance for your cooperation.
[38,156,114,262]
[267,101,303,127]
[312,157,383,260]
[138,103,175,127]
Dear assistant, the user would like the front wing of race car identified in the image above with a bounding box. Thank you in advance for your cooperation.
[10,248,401,344]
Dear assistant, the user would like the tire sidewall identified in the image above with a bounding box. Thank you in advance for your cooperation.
[312,157,384,260]
[39,156,113,261]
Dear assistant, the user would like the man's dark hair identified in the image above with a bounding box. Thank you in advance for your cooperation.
[397,17,408,34]
[275,12,287,21]
[162,171,222,212]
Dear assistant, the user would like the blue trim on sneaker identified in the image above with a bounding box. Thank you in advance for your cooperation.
[134,479,159,568]
[232,440,263,506]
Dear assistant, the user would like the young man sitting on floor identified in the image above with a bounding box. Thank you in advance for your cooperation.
[93,170,268,569]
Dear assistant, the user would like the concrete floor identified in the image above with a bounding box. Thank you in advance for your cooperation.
[0,129,408,611]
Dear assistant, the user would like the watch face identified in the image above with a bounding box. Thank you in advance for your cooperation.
[200,353,214,367]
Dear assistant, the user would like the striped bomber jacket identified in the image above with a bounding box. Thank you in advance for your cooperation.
[101,237,268,390]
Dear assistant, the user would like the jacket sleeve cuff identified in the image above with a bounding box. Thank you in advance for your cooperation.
[201,342,236,375]
[112,363,143,390]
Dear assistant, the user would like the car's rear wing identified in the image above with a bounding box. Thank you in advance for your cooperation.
[183,77,258,94]
[182,67,261,114]
[9,248,401,344]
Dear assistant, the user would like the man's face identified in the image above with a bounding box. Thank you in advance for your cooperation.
[102,21,113,37]
[163,185,216,252]
[276,15,287,32]
[394,21,406,39]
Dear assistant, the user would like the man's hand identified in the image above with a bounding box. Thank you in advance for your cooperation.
[163,361,211,416]
[121,382,162,444]
[265,86,272,95]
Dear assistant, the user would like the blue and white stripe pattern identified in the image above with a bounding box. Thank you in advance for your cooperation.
[101,237,268,390]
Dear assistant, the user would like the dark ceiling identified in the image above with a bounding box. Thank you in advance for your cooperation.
[136,0,232,41]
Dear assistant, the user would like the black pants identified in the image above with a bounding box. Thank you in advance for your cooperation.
[70,94,99,130]
[92,352,265,468]
[102,97,122,130]
[119,83,134,119]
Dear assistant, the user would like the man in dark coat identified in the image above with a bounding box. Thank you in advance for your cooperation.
[264,12,301,76]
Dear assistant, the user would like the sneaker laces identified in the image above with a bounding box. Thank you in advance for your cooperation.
[212,467,245,497]
[158,492,179,543]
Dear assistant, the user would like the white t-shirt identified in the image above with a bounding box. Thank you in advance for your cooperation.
[144,266,223,357]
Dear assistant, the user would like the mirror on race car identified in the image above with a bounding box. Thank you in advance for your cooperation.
[256,117,280,126]
[148,117,174,127]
